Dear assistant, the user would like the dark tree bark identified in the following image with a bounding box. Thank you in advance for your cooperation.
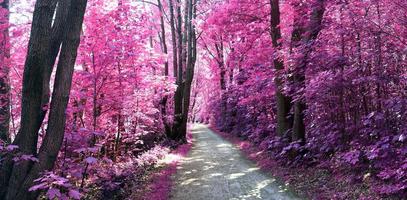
[166,0,177,139]
[179,0,197,139]
[168,0,178,78]
[158,0,169,77]
[214,40,227,125]
[115,61,124,157]
[292,0,325,143]
[0,1,58,197]
[269,0,292,136]
[189,79,199,122]
[157,0,172,137]
[2,1,71,195]
[288,3,306,142]
[0,0,88,199]
[172,0,184,139]
[0,0,10,143]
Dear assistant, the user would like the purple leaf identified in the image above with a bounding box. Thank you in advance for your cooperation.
[85,156,98,164]
[46,188,61,199]
[68,189,82,200]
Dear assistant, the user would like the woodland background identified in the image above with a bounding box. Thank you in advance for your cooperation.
[0,0,405,199]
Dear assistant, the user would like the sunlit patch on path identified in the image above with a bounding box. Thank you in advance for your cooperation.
[170,124,301,200]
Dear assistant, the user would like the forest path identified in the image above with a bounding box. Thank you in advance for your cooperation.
[170,124,301,200]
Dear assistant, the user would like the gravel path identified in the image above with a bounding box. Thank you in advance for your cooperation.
[170,124,302,200]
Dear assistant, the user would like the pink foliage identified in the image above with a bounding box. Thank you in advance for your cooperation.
[143,131,192,200]
[1,0,405,199]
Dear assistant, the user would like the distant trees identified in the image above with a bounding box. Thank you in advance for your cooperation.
[0,0,199,198]
[202,0,406,198]
[0,0,403,198]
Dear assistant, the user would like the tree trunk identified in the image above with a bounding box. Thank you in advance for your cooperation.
[0,1,58,197]
[0,0,10,143]
[269,0,292,136]
[115,61,124,157]
[215,41,226,91]
[215,40,227,125]
[289,2,305,143]
[157,0,172,137]
[172,0,185,140]
[291,0,325,143]
[167,0,177,139]
[169,0,177,78]
[1,0,88,199]
[179,0,197,141]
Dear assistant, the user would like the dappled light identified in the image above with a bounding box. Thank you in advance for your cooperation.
[171,125,300,200]
[0,0,405,199]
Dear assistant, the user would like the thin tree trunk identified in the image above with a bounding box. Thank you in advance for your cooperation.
[292,0,325,143]
[179,0,197,141]
[0,0,10,143]
[172,0,184,139]
[269,0,292,136]
[158,0,168,76]
[91,52,98,145]
[375,2,382,112]
[215,40,227,125]
[169,0,177,78]
[189,85,198,122]
[289,3,305,142]
[157,0,172,137]
[167,0,177,139]
[115,61,124,157]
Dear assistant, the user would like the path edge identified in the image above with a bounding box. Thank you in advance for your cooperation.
[141,130,193,200]
[207,125,305,199]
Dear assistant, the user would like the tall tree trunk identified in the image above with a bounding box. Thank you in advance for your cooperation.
[374,2,382,112]
[158,0,168,76]
[179,0,196,141]
[157,0,172,137]
[0,1,58,197]
[269,0,292,136]
[1,0,88,199]
[292,0,325,143]
[172,0,184,140]
[115,61,124,156]
[167,0,177,139]
[168,0,177,78]
[0,0,10,143]
[289,2,305,143]
[215,40,227,125]
[189,84,198,122]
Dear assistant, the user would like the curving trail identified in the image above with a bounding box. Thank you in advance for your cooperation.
[170,124,301,200]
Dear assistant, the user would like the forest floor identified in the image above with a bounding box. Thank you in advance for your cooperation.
[169,124,301,200]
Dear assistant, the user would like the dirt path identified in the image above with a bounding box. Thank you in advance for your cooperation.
[170,124,301,200]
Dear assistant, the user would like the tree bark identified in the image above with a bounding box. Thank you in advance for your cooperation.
[172,0,185,140]
[215,40,227,125]
[0,0,10,143]
[269,0,292,136]
[0,1,58,197]
[166,0,177,139]
[291,0,325,143]
[168,0,177,78]
[1,0,88,199]
[157,0,172,137]
[179,0,196,140]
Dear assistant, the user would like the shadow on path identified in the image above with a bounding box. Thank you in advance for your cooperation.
[170,124,301,200]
